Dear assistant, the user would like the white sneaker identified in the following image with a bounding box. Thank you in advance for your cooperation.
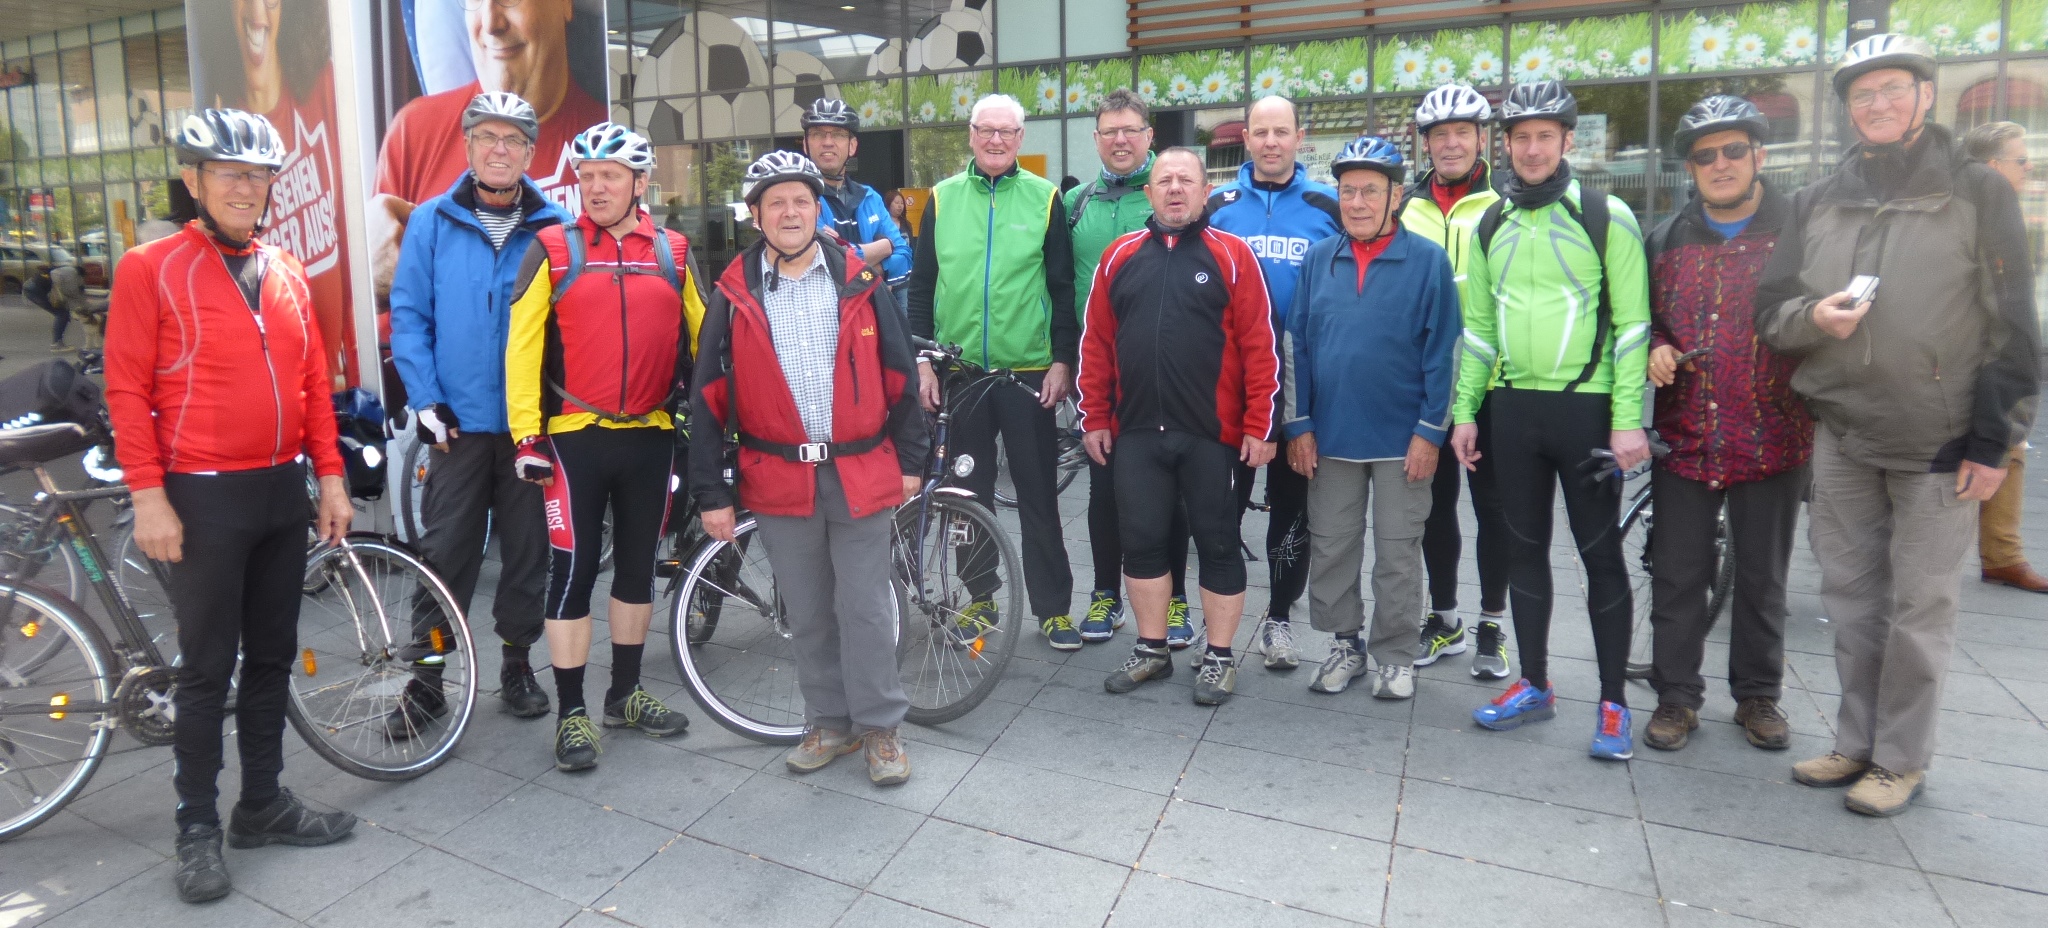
[1370,664,1414,700]
[1308,639,1369,694]
[1259,618,1300,671]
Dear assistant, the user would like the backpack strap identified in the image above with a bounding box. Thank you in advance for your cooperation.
[1471,188,1612,392]
[550,226,682,306]
[1067,180,1107,231]
[1474,199,1508,254]
[550,231,585,307]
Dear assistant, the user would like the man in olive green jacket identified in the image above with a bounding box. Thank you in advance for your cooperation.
[908,93,1080,647]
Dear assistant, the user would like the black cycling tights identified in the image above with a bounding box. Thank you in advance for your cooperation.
[1422,395,1509,615]
[1237,459,1309,620]
[544,427,676,620]
[167,463,311,829]
[1487,388,1632,706]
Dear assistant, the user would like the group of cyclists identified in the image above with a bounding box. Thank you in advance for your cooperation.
[100,30,2038,905]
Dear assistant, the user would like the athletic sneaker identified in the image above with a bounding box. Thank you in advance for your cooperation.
[1590,701,1635,760]
[226,788,357,849]
[1105,643,1175,693]
[1193,652,1238,706]
[174,823,230,904]
[1473,679,1556,730]
[602,686,689,737]
[383,678,449,740]
[500,660,551,718]
[554,710,602,771]
[1040,615,1083,651]
[1309,638,1369,694]
[1164,597,1194,650]
[1079,591,1125,642]
[952,599,999,645]
[1259,618,1300,670]
[1371,664,1415,700]
[1469,620,1510,680]
[1415,613,1467,666]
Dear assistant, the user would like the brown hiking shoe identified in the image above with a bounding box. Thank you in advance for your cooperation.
[1845,766,1924,816]
[864,728,911,786]
[1734,697,1791,750]
[1792,752,1870,787]
[785,726,860,773]
[1643,704,1699,751]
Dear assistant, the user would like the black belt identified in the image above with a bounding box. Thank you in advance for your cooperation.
[738,432,886,463]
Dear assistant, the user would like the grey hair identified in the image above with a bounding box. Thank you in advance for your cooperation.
[1963,121,2026,162]
[970,94,1028,126]
[1156,146,1204,172]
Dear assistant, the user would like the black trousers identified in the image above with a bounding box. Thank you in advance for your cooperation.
[953,370,1073,619]
[1648,465,1806,710]
[1088,457,1188,597]
[1237,458,1310,619]
[167,463,310,829]
[1488,388,1632,705]
[1115,429,1247,595]
[544,426,676,619]
[1422,395,1509,615]
[415,432,548,647]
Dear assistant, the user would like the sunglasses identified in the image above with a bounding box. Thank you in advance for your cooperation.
[1687,141,1756,166]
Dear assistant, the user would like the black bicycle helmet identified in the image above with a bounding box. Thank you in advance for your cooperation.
[801,98,860,133]
[1498,80,1577,131]
[1674,95,1771,155]
[1414,85,1492,136]
[743,150,827,205]
[1833,34,1936,99]
[463,91,540,143]
[1330,135,1407,184]
[176,108,286,169]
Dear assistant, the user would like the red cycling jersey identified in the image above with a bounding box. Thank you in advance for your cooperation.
[104,222,346,491]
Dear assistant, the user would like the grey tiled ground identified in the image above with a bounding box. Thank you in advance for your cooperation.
[2,300,2045,927]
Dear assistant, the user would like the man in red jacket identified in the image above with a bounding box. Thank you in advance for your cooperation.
[690,151,929,785]
[105,109,357,904]
[1079,147,1280,708]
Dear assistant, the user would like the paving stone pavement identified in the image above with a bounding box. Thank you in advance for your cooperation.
[1,300,2045,927]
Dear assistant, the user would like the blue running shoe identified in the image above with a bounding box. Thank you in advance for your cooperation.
[1164,596,1194,650]
[1472,679,1556,730]
[1590,701,1635,760]
[1040,615,1083,651]
[1079,591,1124,642]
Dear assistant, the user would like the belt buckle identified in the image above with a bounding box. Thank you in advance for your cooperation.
[797,442,830,463]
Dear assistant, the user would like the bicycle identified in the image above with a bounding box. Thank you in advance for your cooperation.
[991,394,1085,508]
[0,423,477,841]
[394,414,613,569]
[667,339,1024,744]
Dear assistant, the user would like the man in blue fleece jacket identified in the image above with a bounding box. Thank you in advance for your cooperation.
[1280,136,1460,702]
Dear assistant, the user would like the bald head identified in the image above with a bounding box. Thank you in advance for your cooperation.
[1246,96,1302,184]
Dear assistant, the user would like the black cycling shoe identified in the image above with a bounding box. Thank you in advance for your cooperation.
[383,677,449,740]
[554,709,602,772]
[602,686,689,737]
[500,660,551,718]
[174,823,231,904]
[226,788,357,849]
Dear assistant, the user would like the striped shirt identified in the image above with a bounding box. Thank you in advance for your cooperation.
[473,203,523,251]
[760,247,840,442]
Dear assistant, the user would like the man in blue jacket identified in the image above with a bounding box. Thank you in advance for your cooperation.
[1281,136,1459,701]
[802,99,912,296]
[1206,95,1342,669]
[388,92,569,723]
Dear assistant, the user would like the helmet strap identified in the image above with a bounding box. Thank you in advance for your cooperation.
[764,236,817,292]
[1700,178,1758,212]
[1346,184,1402,245]
[474,175,521,198]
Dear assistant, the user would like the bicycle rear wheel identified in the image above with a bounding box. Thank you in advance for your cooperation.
[992,399,1083,508]
[288,535,477,781]
[895,494,1020,725]
[110,513,177,665]
[668,518,804,744]
[1620,500,1657,680]
[0,582,115,841]
[0,501,86,677]
[396,435,430,548]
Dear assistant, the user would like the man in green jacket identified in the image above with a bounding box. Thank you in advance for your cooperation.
[908,93,1080,649]
[1446,80,1653,763]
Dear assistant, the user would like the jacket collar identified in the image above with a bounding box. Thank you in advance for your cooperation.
[728,232,879,306]
[1406,160,1491,203]
[1102,153,1154,188]
[1236,160,1306,195]
[969,160,1023,190]
[1144,213,1210,240]
[1675,177,1790,241]
[438,173,558,230]
[180,220,265,258]
[571,209,659,248]
[1828,122,1962,208]
[1324,225,1414,272]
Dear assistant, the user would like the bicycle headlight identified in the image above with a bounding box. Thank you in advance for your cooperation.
[952,454,975,478]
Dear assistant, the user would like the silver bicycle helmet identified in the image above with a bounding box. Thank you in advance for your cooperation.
[1499,80,1578,131]
[570,122,657,172]
[1833,34,1936,99]
[743,150,827,205]
[801,98,860,133]
[463,91,540,143]
[176,108,286,169]
[1414,85,1492,136]
[1674,95,1771,155]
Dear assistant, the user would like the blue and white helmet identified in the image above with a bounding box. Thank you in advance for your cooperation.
[570,122,656,172]
[1330,135,1406,184]
[1414,85,1492,136]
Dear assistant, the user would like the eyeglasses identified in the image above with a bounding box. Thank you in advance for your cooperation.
[1337,185,1389,201]
[1995,155,2033,167]
[1848,81,1917,110]
[1686,141,1756,166]
[460,0,526,9]
[237,0,281,9]
[469,131,533,153]
[1095,127,1150,141]
[970,124,1021,141]
[199,166,276,187]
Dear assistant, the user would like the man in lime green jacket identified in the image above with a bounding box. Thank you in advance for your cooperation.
[907,93,1079,647]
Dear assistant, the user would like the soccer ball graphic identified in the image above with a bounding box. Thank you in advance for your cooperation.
[634,11,769,142]
[867,37,906,77]
[909,5,990,72]
[772,48,843,132]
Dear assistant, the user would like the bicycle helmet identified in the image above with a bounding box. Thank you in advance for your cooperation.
[1330,135,1407,184]
[175,108,286,169]
[569,122,656,172]
[801,98,860,133]
[1414,85,1492,136]
[1833,34,1936,99]
[1498,80,1578,131]
[1674,95,1771,154]
[742,150,827,205]
[463,91,540,143]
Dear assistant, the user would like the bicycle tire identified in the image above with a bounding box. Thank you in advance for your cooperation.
[287,535,477,781]
[1707,510,1735,620]
[668,517,806,744]
[110,514,178,666]
[896,494,1021,725]
[0,582,116,842]
[993,397,1083,508]
[0,500,88,676]
[397,435,430,548]
[1620,499,1657,681]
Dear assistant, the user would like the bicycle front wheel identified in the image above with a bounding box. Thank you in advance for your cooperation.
[0,582,115,841]
[669,518,804,743]
[895,494,1021,725]
[1621,500,1657,681]
[0,500,88,677]
[288,535,477,781]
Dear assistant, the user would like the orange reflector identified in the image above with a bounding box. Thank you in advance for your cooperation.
[968,638,985,658]
[301,648,317,676]
[49,692,68,720]
[18,621,37,639]
[430,627,446,653]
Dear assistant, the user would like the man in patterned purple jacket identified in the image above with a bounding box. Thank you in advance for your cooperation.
[1640,95,1815,754]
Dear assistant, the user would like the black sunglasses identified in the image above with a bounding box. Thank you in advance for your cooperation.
[1687,141,1756,167]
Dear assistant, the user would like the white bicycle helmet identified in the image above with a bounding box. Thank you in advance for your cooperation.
[1414,85,1492,136]
[742,150,826,205]
[463,91,539,143]
[570,122,656,172]
[176,108,286,169]
[1833,34,1936,98]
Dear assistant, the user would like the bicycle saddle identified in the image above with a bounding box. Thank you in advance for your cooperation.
[0,422,93,466]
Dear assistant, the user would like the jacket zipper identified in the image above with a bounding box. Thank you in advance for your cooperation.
[982,174,997,368]
[613,232,631,416]
[213,245,285,464]
[1151,234,1172,431]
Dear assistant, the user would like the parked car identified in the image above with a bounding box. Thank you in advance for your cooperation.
[0,242,79,294]
[70,232,110,287]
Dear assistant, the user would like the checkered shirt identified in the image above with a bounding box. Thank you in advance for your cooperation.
[760,247,841,443]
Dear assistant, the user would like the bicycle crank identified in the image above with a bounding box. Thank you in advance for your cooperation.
[118,666,178,746]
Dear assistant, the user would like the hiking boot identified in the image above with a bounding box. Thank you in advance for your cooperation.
[1040,614,1083,651]
[603,686,689,737]
[1371,664,1415,700]
[1469,620,1510,680]
[1079,591,1125,642]
[1845,766,1924,816]
[1164,597,1194,649]
[1105,644,1174,693]
[383,677,449,741]
[1259,618,1300,670]
[553,710,602,772]
[1792,752,1870,788]
[226,788,357,849]
[1309,638,1369,694]
[1590,702,1635,761]
[952,599,1000,645]
[785,726,861,773]
[500,660,551,718]
[174,823,231,903]
[1415,613,1468,667]
[1473,679,1556,730]
[1734,696,1791,750]
[864,728,911,786]
[1643,704,1698,751]
[1192,652,1238,706]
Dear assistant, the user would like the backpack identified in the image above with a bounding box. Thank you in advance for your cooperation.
[548,228,689,423]
[1067,179,1142,231]
[0,360,104,434]
[1473,189,1612,391]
